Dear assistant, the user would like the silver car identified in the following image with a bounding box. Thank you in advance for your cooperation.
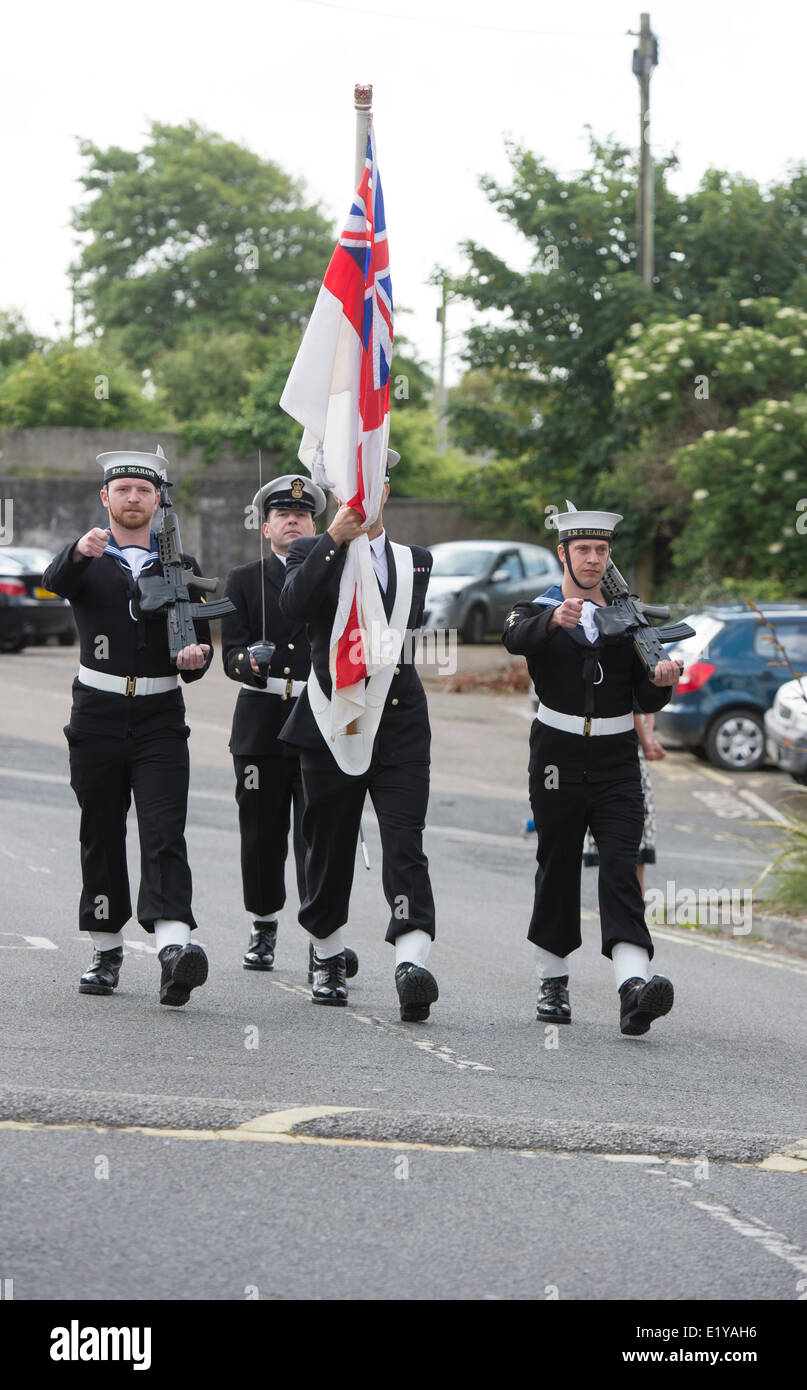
[765,677,807,785]
[422,540,563,643]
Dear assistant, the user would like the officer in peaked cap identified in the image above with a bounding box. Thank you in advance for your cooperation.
[221,473,358,980]
[42,444,214,1007]
[503,502,681,1037]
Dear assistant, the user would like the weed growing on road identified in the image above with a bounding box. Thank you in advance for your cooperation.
[751,789,807,916]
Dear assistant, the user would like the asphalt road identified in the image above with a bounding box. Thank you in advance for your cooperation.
[0,644,805,1307]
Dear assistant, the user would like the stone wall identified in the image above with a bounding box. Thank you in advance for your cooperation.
[0,428,545,577]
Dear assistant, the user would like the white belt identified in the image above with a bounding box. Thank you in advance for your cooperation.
[536,703,634,737]
[242,677,306,700]
[78,664,178,697]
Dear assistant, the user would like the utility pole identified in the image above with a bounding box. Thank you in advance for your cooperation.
[632,13,658,288]
[436,272,449,453]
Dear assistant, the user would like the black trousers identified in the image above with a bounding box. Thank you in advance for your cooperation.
[527,770,654,960]
[66,727,196,935]
[298,749,435,944]
[233,752,306,917]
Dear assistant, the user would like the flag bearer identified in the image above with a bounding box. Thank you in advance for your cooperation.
[278,452,438,1021]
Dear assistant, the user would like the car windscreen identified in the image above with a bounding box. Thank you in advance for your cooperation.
[521,547,555,576]
[0,555,26,575]
[429,548,494,578]
[3,549,52,572]
[753,622,807,666]
[668,614,724,663]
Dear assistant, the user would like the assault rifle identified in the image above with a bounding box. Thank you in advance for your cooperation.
[594,559,695,678]
[138,481,235,661]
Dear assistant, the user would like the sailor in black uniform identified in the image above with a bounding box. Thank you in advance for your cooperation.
[502,504,681,1036]
[43,447,213,1007]
[278,451,438,1021]
[221,474,356,980]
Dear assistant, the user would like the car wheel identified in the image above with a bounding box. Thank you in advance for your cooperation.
[704,708,766,772]
[0,639,26,654]
[58,630,76,646]
[462,604,486,644]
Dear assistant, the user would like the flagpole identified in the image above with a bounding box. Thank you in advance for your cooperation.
[344,83,373,741]
[354,83,372,187]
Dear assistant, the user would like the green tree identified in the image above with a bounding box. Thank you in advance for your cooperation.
[152,330,269,422]
[670,397,807,594]
[453,135,807,530]
[73,122,335,366]
[0,310,42,372]
[607,299,807,591]
[0,342,165,428]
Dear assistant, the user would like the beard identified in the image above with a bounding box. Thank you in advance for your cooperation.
[108,499,154,532]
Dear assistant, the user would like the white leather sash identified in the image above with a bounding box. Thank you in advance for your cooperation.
[308,542,414,775]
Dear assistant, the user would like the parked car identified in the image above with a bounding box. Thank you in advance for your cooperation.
[422,540,563,643]
[0,547,76,653]
[764,677,807,785]
[654,603,807,771]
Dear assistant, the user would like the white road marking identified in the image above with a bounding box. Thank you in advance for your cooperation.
[1,845,51,874]
[693,1200,807,1275]
[602,1153,664,1164]
[0,768,68,787]
[652,926,807,976]
[0,933,57,950]
[739,788,791,826]
[270,978,495,1072]
[237,1105,365,1133]
[691,788,751,819]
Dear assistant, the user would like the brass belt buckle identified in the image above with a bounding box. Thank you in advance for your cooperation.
[583,714,592,736]
[125,676,137,697]
[284,678,294,700]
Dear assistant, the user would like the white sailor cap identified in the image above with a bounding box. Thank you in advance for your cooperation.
[97,443,168,488]
[384,448,400,484]
[548,499,623,542]
[252,474,327,518]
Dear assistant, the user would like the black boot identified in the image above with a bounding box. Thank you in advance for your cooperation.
[307,940,359,983]
[619,975,674,1036]
[536,975,571,1024]
[158,942,209,1007]
[79,946,123,996]
[243,922,277,971]
[395,963,439,1022]
[311,950,348,1006]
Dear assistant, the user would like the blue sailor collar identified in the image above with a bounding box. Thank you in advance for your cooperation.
[531,583,612,608]
[104,530,159,573]
[531,583,564,608]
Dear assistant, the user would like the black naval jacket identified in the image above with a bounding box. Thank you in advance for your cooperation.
[43,538,213,738]
[221,553,311,756]
[503,594,672,783]
[278,530,433,766]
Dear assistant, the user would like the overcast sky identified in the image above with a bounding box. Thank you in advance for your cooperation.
[3,0,805,385]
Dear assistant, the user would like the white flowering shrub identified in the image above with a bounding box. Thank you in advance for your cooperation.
[608,298,807,424]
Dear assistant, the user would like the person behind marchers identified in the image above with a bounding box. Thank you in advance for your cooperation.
[43,447,213,1006]
[278,450,438,1021]
[502,503,681,1036]
[221,474,357,982]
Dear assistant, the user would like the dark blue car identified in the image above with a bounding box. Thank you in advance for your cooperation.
[655,603,807,771]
